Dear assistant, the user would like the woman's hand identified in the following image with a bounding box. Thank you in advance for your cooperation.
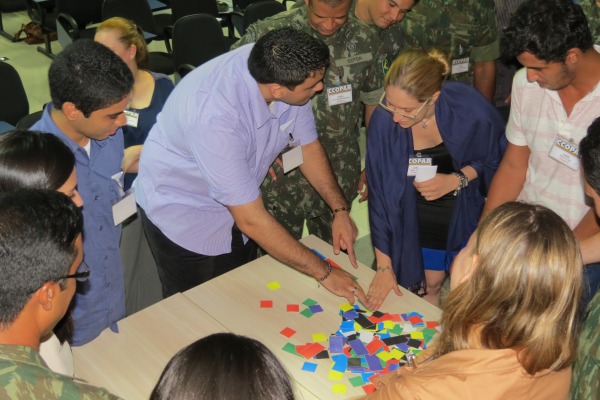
[367,266,402,310]
[413,173,459,201]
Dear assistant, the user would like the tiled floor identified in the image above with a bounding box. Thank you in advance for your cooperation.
[0,8,376,265]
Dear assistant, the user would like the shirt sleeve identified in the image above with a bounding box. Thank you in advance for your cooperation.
[505,68,528,147]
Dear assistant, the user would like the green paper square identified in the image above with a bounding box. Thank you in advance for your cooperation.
[300,308,314,318]
[303,298,318,306]
[282,342,299,356]
[348,376,365,387]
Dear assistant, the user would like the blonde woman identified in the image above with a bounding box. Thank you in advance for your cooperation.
[95,18,174,314]
[367,202,584,399]
[366,49,505,307]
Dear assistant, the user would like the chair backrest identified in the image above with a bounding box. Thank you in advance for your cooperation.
[102,0,158,35]
[172,13,228,70]
[0,62,29,126]
[171,0,218,22]
[0,0,26,12]
[243,0,284,31]
[55,0,103,28]
[234,0,271,11]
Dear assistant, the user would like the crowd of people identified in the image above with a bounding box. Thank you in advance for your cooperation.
[0,0,598,398]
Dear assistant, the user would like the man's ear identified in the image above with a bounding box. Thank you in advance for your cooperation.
[62,102,83,122]
[565,48,581,65]
[267,83,285,100]
[36,282,55,312]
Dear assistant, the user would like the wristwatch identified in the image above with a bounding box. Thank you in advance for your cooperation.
[451,171,469,196]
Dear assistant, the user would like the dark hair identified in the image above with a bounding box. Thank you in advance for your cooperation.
[580,118,600,195]
[248,27,329,90]
[49,39,134,117]
[151,333,294,400]
[501,0,593,62]
[0,189,83,327]
[0,130,75,192]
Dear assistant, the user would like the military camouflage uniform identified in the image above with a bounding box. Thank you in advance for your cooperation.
[0,344,121,399]
[402,0,500,86]
[232,7,383,243]
[581,0,600,44]
[570,290,600,400]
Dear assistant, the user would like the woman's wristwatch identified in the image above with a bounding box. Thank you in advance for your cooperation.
[451,170,469,196]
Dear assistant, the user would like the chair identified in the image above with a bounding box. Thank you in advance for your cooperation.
[172,13,229,74]
[0,61,35,127]
[24,0,57,55]
[102,0,175,75]
[233,0,283,36]
[36,0,103,58]
[0,0,26,40]
[170,0,233,39]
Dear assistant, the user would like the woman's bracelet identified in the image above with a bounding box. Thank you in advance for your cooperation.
[318,260,333,282]
[376,265,392,272]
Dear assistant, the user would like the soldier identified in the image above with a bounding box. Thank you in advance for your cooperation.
[581,0,600,44]
[571,118,600,400]
[401,0,500,101]
[0,189,120,399]
[233,0,384,244]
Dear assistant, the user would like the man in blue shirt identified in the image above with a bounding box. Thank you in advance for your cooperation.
[32,40,134,346]
[136,28,369,306]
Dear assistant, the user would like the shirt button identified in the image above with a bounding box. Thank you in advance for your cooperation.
[94,195,99,200]
[99,226,103,231]
[104,255,109,261]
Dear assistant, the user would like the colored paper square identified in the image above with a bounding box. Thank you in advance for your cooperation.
[266,281,281,290]
[332,384,347,394]
[329,336,345,353]
[301,362,318,372]
[365,354,384,371]
[348,376,365,387]
[339,302,354,312]
[286,304,300,312]
[282,342,298,356]
[340,320,355,333]
[300,308,314,318]
[410,331,424,340]
[312,333,327,342]
[328,369,344,381]
[260,300,273,308]
[309,304,324,313]
[280,327,296,338]
[348,339,369,356]
[362,384,376,394]
[303,298,318,306]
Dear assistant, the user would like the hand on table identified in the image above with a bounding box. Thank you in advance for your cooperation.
[413,173,459,201]
[367,267,402,310]
[332,211,358,268]
[321,267,369,307]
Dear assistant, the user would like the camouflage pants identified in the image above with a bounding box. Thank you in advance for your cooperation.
[261,135,361,245]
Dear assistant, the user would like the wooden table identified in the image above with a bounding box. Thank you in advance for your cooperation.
[73,236,441,399]
[72,294,227,400]
[183,235,442,399]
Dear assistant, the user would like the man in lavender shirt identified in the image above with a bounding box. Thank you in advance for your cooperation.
[136,28,369,306]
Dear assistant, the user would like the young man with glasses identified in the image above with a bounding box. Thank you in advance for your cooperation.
[0,189,120,399]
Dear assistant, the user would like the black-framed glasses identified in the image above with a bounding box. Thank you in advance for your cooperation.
[56,266,90,283]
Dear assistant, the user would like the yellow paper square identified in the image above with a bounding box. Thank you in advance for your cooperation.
[328,370,344,381]
[383,321,395,330]
[339,302,354,312]
[332,384,347,394]
[377,351,393,362]
[390,348,404,360]
[267,281,281,290]
[312,333,327,342]
[410,331,424,340]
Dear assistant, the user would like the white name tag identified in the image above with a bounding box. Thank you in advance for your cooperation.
[548,136,580,171]
[282,142,303,173]
[327,84,353,106]
[125,109,139,128]
[112,189,137,226]
[407,157,432,176]
[451,57,469,75]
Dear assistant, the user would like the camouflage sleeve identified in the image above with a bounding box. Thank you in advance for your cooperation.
[471,0,500,60]
[570,290,600,400]
[230,22,262,49]
[359,33,385,105]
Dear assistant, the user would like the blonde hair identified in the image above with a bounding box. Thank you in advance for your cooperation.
[384,49,450,102]
[437,202,584,374]
[97,17,149,69]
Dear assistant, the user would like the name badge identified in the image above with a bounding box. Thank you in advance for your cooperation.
[548,135,580,171]
[327,84,353,106]
[282,134,303,173]
[125,109,139,128]
[451,57,469,75]
[336,53,373,67]
[112,188,137,226]
[407,157,432,176]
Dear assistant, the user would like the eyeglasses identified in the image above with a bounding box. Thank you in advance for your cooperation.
[378,93,431,120]
[56,265,90,283]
